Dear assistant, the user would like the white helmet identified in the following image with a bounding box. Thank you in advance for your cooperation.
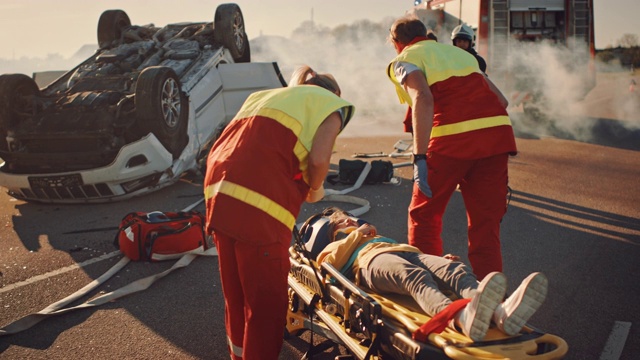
[451,24,475,43]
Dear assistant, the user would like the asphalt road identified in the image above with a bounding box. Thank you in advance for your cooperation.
[0,113,639,359]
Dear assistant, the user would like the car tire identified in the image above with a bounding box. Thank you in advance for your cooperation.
[98,9,131,49]
[0,74,40,152]
[213,3,248,62]
[236,33,251,63]
[135,66,188,159]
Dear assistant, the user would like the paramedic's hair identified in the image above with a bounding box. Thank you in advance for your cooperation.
[390,16,427,44]
[289,65,341,96]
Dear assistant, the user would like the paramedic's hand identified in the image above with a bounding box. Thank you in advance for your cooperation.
[306,186,325,203]
[412,155,432,198]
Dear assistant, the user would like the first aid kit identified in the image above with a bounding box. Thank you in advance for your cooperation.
[114,210,207,261]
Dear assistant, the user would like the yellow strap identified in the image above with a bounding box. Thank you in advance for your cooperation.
[204,180,296,229]
[431,116,512,138]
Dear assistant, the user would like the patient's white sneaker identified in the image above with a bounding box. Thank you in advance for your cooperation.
[456,272,507,342]
[493,272,548,336]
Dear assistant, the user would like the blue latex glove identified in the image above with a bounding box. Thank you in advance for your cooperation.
[413,157,432,198]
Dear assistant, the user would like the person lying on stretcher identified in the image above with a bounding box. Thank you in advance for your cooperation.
[310,207,548,342]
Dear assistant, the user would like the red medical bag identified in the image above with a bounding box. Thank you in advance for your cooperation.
[114,211,207,261]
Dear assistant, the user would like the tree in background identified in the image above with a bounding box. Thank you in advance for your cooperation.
[597,33,640,70]
[617,34,639,48]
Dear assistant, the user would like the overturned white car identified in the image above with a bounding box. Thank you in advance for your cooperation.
[0,3,286,203]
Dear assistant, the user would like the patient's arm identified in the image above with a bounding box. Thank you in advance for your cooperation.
[355,223,377,237]
[316,230,365,270]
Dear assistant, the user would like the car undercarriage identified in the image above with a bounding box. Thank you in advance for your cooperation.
[0,5,249,174]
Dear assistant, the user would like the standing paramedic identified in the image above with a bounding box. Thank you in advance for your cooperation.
[386,16,517,280]
[203,65,355,360]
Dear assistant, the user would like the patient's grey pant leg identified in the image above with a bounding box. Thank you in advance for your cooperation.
[414,253,479,299]
[361,252,453,316]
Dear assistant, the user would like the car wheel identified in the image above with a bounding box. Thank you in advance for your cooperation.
[98,9,131,49]
[213,3,247,62]
[135,66,188,159]
[0,74,40,151]
[236,33,251,63]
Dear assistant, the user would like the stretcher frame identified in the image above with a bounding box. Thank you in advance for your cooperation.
[286,245,569,360]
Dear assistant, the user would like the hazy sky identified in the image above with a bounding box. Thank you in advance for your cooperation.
[0,0,636,60]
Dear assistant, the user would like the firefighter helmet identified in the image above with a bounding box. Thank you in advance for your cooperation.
[451,24,475,44]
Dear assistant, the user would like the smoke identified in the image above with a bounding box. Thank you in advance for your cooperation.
[2,18,638,147]
[501,40,639,145]
[0,45,97,76]
[251,22,640,145]
[0,55,74,77]
[251,19,407,138]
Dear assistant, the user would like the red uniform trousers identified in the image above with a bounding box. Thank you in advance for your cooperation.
[213,231,290,360]
[408,152,509,280]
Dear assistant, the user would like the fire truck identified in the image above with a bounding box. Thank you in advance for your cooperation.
[409,0,596,117]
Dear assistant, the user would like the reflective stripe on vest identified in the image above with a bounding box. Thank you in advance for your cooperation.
[431,115,512,137]
[204,180,296,229]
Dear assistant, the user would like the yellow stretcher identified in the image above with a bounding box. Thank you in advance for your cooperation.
[286,235,568,360]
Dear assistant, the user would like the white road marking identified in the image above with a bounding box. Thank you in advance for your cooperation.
[599,321,632,360]
[182,197,204,212]
[0,251,121,294]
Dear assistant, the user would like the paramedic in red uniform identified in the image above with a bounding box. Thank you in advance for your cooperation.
[386,16,517,280]
[203,65,355,360]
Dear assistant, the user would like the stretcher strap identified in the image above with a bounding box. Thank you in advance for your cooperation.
[412,298,471,343]
[0,247,218,337]
[321,194,370,217]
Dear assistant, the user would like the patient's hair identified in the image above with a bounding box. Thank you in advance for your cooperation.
[327,208,354,242]
[289,65,341,96]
